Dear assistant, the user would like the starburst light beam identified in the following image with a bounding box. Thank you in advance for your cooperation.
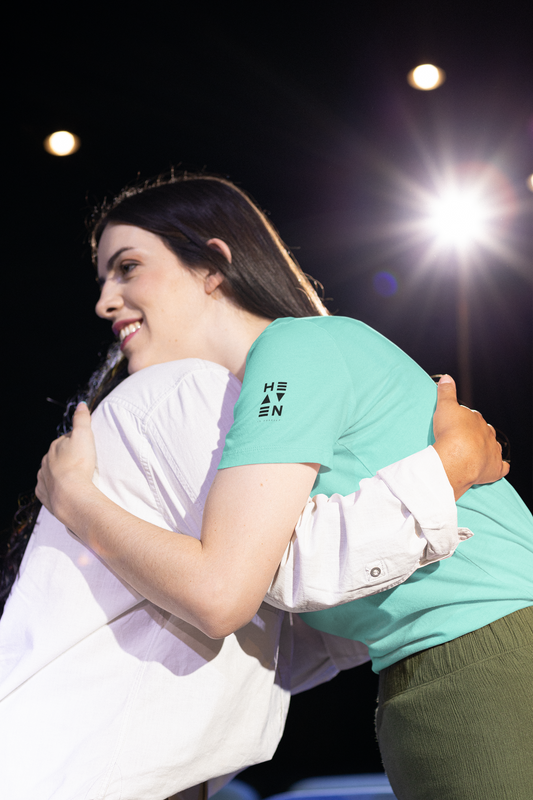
[425,189,489,251]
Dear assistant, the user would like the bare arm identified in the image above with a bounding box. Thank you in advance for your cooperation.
[35,375,508,637]
[37,426,317,637]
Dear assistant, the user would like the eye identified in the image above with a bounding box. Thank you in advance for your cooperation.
[119,260,139,276]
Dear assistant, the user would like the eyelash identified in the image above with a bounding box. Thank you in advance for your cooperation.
[119,261,138,276]
[96,261,139,289]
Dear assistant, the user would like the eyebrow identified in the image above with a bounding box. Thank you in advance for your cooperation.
[105,246,135,274]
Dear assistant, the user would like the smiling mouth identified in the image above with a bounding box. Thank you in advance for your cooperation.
[118,321,142,348]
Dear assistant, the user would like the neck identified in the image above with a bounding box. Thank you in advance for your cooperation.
[204,301,273,382]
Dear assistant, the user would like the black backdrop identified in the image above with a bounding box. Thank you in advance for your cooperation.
[3,2,532,795]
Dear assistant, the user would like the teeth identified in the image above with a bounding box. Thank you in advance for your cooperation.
[119,321,142,342]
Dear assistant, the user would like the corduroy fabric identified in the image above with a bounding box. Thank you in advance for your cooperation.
[376,605,533,799]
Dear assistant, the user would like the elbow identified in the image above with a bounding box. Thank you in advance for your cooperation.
[200,618,240,640]
[194,590,260,640]
[199,607,257,640]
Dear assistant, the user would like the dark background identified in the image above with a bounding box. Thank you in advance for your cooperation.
[3,2,532,794]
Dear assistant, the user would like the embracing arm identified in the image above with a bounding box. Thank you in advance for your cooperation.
[36,376,508,637]
[37,411,318,637]
[40,448,318,639]
[267,446,464,611]
[267,375,509,611]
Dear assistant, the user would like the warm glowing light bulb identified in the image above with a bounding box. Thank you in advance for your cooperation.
[44,130,81,156]
[527,174,533,193]
[407,64,446,91]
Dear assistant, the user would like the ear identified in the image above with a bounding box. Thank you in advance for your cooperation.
[206,238,232,264]
[204,270,225,295]
[204,238,231,296]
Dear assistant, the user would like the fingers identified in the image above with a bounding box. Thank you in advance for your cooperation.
[434,372,510,487]
[35,465,49,509]
[436,375,461,412]
[72,401,91,428]
[437,374,457,398]
[487,423,498,439]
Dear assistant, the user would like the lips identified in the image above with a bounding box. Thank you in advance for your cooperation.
[112,318,143,350]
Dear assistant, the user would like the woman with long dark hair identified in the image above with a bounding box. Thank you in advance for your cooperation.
[3,174,523,800]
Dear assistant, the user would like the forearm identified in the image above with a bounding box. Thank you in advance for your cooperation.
[267,446,471,612]
[50,461,317,638]
[60,484,230,634]
[47,435,480,626]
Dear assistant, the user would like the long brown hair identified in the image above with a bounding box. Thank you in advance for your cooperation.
[93,172,329,320]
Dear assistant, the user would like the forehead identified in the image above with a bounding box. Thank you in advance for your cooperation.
[96,224,167,278]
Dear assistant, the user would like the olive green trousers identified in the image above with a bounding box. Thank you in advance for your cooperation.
[376,605,533,800]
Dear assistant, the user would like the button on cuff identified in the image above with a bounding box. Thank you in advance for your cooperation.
[365,560,386,582]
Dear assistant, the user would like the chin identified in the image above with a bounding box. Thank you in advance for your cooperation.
[126,358,142,375]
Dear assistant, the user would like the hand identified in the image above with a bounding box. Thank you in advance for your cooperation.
[36,402,97,525]
[432,375,509,500]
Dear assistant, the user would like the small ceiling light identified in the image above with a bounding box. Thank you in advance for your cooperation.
[527,174,533,193]
[407,64,446,91]
[44,130,81,156]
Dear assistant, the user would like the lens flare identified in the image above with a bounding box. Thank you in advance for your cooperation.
[373,271,398,297]
[390,162,520,267]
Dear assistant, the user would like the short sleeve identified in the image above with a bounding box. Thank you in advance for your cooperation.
[219,318,355,469]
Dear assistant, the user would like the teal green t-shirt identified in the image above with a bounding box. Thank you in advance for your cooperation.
[219,317,533,672]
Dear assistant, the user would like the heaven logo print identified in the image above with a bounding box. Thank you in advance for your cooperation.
[258,381,287,417]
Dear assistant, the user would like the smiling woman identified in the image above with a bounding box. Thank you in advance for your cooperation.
[1,173,528,800]
[96,224,271,378]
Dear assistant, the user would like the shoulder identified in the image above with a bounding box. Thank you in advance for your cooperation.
[92,360,242,520]
[253,316,365,342]
[244,316,370,388]
[249,316,376,358]
[220,318,362,469]
[95,359,241,425]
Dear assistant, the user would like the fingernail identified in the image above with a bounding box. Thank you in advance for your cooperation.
[438,374,453,384]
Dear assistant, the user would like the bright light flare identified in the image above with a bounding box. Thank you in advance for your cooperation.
[44,130,81,156]
[365,160,520,282]
[407,64,446,91]
[426,189,488,250]
[527,174,533,193]
[394,162,520,269]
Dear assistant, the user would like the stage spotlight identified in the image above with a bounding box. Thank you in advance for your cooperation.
[425,188,488,252]
[527,174,533,192]
[407,64,446,91]
[44,131,81,156]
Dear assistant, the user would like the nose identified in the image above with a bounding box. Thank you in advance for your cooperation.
[95,278,124,319]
